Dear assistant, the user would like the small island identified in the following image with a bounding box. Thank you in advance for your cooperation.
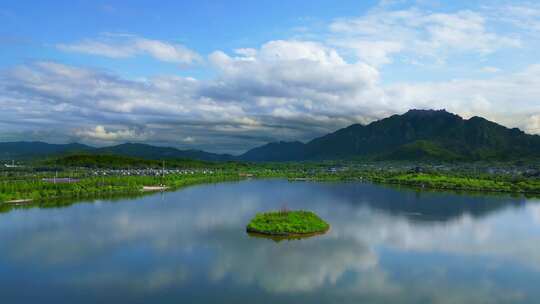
[246,210,330,238]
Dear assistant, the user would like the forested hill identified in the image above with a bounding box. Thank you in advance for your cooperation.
[0,142,234,161]
[240,109,540,161]
[2,110,539,162]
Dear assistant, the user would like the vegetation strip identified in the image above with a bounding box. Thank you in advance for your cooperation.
[2,154,540,211]
[0,173,241,205]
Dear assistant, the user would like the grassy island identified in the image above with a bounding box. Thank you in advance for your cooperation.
[246,210,330,237]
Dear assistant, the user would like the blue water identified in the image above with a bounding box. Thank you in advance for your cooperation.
[1,179,539,303]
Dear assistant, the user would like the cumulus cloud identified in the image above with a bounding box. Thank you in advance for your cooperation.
[75,125,152,142]
[526,114,540,134]
[2,48,540,152]
[384,64,540,132]
[0,61,270,152]
[2,1,540,151]
[57,34,202,65]
[204,40,385,124]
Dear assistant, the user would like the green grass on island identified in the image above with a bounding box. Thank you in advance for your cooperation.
[246,210,330,236]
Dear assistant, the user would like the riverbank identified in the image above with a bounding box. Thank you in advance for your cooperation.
[373,173,540,195]
[281,170,540,196]
[339,172,540,196]
[0,173,242,204]
[2,165,540,207]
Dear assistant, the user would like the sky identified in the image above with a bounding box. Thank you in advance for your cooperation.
[1,0,540,154]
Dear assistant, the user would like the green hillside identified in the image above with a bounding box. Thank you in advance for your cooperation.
[241,109,540,161]
[0,142,233,162]
[3,110,539,163]
[40,154,233,169]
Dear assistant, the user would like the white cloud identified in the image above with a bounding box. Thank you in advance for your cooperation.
[384,64,540,131]
[181,136,195,143]
[76,125,151,142]
[0,61,266,151]
[333,40,403,66]
[526,114,540,134]
[57,34,202,65]
[329,7,521,66]
[3,1,540,151]
[206,40,385,123]
[2,47,540,152]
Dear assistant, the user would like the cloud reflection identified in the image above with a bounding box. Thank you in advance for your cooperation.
[0,180,539,303]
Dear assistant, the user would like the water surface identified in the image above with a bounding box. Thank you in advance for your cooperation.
[1,179,539,303]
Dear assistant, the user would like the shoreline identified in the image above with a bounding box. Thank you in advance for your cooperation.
[304,177,540,196]
[286,174,540,197]
[1,171,539,209]
[0,175,243,209]
[245,210,330,241]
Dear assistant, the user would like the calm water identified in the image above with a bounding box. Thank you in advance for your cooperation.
[1,179,540,304]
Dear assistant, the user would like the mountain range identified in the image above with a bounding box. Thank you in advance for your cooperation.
[0,142,234,162]
[241,109,540,161]
[2,109,539,162]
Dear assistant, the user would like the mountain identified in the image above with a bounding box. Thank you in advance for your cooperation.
[239,141,306,162]
[93,143,234,161]
[240,109,540,161]
[0,142,233,161]
[3,110,539,162]
[0,142,93,160]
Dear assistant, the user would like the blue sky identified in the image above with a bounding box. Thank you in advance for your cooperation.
[1,0,540,153]
[1,0,380,78]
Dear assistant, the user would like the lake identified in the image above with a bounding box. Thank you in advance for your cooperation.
[1,179,540,303]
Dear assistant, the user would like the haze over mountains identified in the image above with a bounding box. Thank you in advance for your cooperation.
[2,110,539,162]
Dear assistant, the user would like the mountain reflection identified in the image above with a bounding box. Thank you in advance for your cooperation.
[0,180,539,304]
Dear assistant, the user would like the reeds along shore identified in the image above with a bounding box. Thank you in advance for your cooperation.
[0,173,240,203]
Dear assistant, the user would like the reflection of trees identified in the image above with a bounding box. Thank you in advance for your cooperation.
[0,191,157,214]
[2,179,532,223]
[295,181,530,222]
